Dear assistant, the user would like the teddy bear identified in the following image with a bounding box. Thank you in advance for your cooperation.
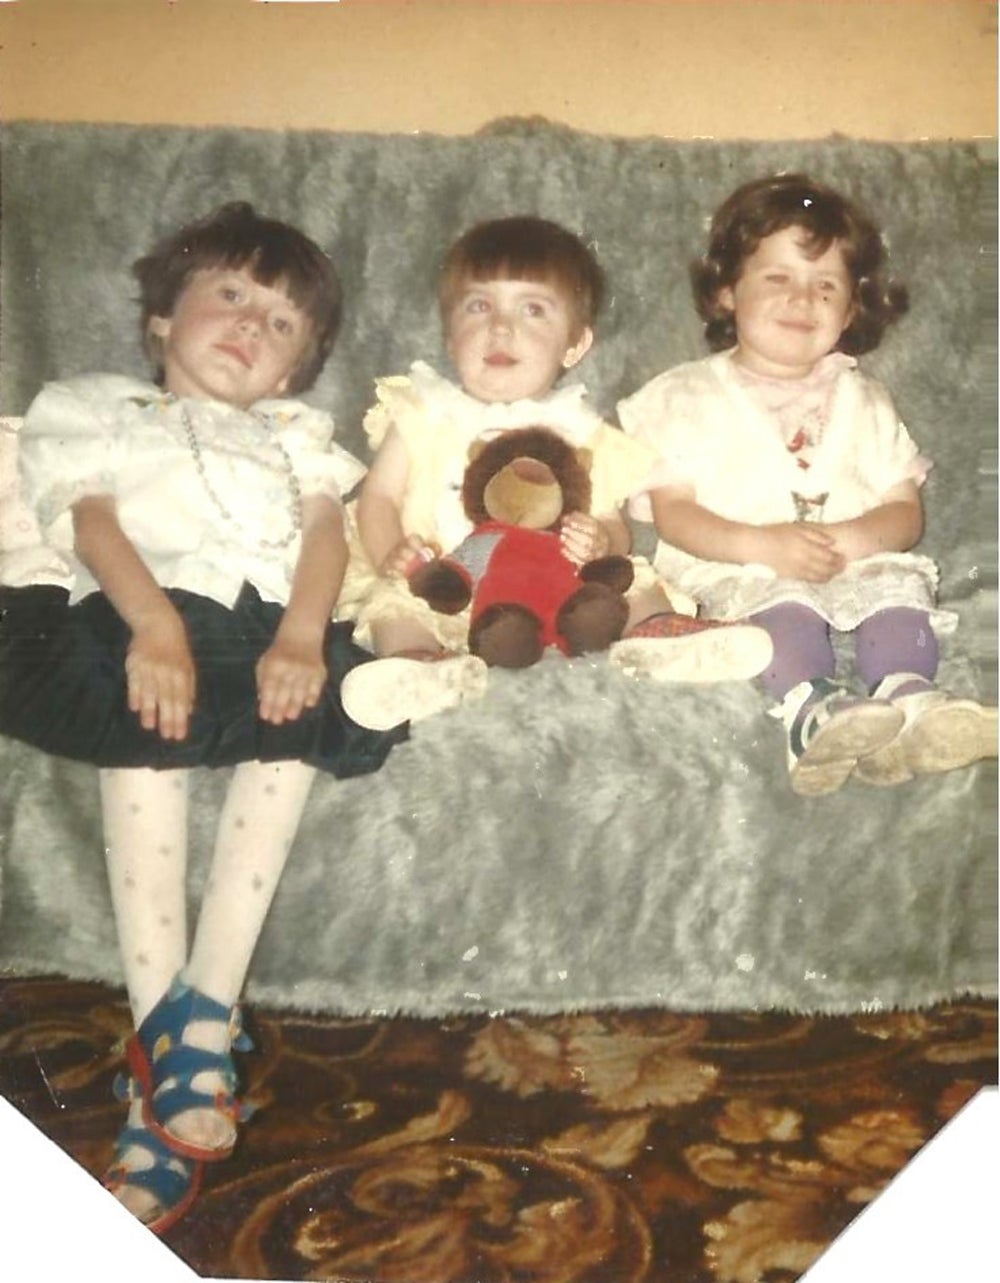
[407,426,634,669]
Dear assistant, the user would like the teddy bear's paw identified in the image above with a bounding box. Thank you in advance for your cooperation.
[341,654,489,731]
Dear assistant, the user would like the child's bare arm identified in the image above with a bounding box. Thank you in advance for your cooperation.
[72,494,195,741]
[822,480,924,562]
[256,494,346,726]
[356,426,430,576]
[650,484,846,583]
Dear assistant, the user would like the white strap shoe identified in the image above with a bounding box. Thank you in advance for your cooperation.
[771,678,904,797]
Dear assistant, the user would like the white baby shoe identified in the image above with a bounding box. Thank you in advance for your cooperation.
[608,613,773,684]
[770,677,904,797]
[341,653,488,732]
[854,673,998,786]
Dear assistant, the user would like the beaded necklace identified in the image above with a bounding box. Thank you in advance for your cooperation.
[180,403,303,550]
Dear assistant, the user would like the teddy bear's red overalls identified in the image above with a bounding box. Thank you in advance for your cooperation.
[448,520,584,654]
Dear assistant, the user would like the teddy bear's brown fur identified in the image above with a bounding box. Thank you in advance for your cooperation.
[408,427,633,668]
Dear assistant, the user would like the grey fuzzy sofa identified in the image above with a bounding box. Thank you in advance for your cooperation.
[0,119,996,1017]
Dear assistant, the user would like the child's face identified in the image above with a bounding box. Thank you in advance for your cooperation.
[149,266,314,407]
[445,277,593,403]
[719,226,856,379]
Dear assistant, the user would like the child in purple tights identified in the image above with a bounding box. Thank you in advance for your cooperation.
[619,173,996,796]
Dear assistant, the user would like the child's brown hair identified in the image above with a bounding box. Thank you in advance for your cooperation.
[439,216,604,339]
[133,202,342,395]
[691,174,908,355]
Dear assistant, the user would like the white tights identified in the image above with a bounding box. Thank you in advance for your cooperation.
[100,759,317,1027]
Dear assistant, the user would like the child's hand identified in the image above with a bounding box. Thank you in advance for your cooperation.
[754,523,846,582]
[125,617,196,741]
[560,512,610,565]
[379,534,438,580]
[256,635,327,724]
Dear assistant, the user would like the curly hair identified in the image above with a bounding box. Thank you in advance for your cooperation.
[133,202,342,395]
[691,174,908,355]
[439,216,604,339]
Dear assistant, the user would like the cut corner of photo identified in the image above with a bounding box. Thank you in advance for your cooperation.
[1,1087,996,1281]
[0,1095,199,1281]
[801,1086,998,1283]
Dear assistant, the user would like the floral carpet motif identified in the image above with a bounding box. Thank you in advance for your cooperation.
[0,977,995,1281]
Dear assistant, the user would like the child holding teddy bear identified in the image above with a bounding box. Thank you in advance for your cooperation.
[340,214,772,731]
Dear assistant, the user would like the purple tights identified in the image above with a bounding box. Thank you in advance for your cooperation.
[750,603,939,701]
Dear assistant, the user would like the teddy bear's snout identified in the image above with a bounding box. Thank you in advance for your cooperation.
[509,457,556,487]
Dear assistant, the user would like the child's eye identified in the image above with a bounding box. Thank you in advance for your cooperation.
[220,285,243,303]
[764,273,788,285]
[272,316,295,335]
[466,298,490,314]
[524,301,548,319]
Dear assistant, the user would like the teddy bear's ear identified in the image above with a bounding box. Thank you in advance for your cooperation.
[575,447,593,475]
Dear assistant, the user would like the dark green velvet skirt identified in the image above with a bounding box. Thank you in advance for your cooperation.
[0,582,405,775]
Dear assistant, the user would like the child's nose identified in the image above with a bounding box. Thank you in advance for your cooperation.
[236,307,264,333]
[489,310,514,334]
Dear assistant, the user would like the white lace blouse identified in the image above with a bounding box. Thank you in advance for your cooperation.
[19,373,366,607]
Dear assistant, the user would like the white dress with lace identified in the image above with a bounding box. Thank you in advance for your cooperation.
[618,352,956,635]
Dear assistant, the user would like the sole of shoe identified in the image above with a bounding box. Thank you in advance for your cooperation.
[905,700,997,776]
[791,702,904,797]
[341,654,489,732]
[856,699,998,786]
[851,737,913,787]
[608,625,773,684]
[791,755,859,798]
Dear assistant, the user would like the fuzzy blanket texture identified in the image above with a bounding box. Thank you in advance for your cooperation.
[0,119,996,1016]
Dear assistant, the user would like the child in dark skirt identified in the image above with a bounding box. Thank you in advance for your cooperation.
[0,203,403,1231]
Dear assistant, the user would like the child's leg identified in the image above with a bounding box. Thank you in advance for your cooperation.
[752,602,836,699]
[99,766,195,1225]
[754,604,903,796]
[853,607,996,784]
[371,615,447,659]
[854,606,938,690]
[186,758,316,1005]
[143,759,317,1152]
[99,767,189,1024]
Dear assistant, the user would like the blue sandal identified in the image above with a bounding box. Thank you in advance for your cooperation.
[103,1088,204,1236]
[125,975,255,1163]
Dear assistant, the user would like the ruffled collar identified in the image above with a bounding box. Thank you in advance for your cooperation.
[408,361,602,446]
[725,350,856,410]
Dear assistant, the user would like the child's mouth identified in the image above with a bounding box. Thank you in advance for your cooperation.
[216,343,253,368]
[484,353,517,367]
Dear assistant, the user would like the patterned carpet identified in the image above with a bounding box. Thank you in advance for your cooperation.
[0,976,995,1282]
